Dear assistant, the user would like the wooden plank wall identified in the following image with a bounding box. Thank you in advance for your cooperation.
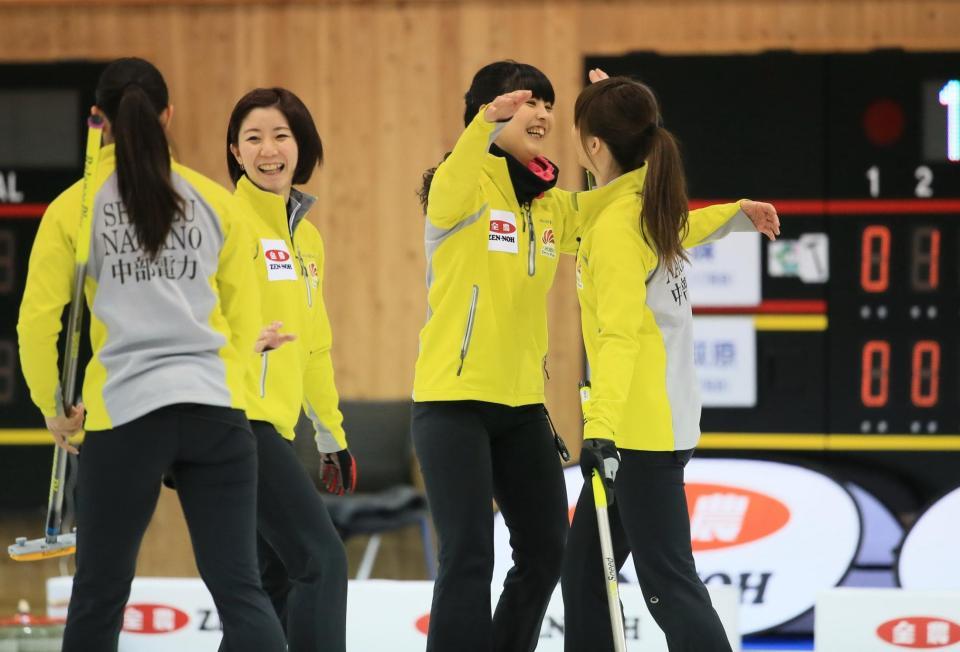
[0,0,957,612]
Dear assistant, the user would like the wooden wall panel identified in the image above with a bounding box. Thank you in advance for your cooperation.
[0,0,957,604]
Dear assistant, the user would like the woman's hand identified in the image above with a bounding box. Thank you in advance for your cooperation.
[46,403,84,454]
[740,199,781,241]
[588,68,609,83]
[483,90,533,123]
[255,321,297,353]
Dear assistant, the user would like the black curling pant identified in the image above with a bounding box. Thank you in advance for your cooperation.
[223,420,348,652]
[561,448,732,652]
[412,400,568,652]
[62,404,286,652]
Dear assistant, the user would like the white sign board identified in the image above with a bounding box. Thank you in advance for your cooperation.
[898,485,960,590]
[816,588,960,651]
[692,316,757,407]
[687,233,761,307]
[47,577,738,651]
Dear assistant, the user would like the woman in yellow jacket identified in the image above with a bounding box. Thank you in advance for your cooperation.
[413,61,756,652]
[560,74,781,652]
[225,87,352,652]
[17,58,286,652]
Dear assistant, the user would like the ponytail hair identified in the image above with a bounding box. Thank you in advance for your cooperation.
[417,153,450,215]
[95,57,182,260]
[574,77,689,269]
[418,60,554,215]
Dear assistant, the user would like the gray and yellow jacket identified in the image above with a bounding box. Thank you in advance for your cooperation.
[413,110,583,406]
[18,144,260,430]
[234,176,346,452]
[576,166,752,451]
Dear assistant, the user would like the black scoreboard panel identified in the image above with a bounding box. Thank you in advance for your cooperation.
[826,54,960,437]
[0,63,104,506]
[585,51,960,501]
[0,63,103,432]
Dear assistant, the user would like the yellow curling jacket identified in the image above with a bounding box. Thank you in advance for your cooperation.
[576,166,753,451]
[18,145,260,430]
[234,176,347,452]
[413,110,582,406]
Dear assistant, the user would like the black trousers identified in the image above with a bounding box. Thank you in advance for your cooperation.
[230,420,348,652]
[412,401,568,652]
[62,404,286,652]
[561,449,732,652]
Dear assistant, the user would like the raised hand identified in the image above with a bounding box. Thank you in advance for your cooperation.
[255,320,297,353]
[588,68,609,83]
[483,90,533,123]
[740,199,781,241]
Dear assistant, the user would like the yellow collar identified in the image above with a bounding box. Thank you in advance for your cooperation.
[234,175,316,234]
[575,166,647,222]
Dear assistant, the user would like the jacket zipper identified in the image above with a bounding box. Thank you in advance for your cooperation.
[456,285,480,376]
[291,233,313,308]
[259,351,269,398]
[522,202,535,276]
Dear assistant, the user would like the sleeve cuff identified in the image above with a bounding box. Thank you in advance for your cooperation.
[583,420,613,441]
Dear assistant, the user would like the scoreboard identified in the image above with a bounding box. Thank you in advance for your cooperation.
[584,51,960,502]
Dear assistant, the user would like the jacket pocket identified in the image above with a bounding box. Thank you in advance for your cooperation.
[456,285,479,376]
[259,351,269,398]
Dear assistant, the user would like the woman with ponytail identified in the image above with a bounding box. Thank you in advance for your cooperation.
[17,57,286,652]
[560,72,780,652]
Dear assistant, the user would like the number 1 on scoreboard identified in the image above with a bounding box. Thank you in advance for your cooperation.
[939,80,960,162]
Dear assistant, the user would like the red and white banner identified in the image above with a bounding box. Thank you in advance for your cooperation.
[816,588,960,651]
[47,578,738,651]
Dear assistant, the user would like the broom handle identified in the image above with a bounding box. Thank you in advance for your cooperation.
[44,115,104,542]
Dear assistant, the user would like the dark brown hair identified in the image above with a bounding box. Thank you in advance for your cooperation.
[95,57,183,260]
[574,77,689,268]
[226,87,323,186]
[417,60,555,214]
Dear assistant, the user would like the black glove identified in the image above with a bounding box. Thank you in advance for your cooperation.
[579,438,620,505]
[320,449,357,496]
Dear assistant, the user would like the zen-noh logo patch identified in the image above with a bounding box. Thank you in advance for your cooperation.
[488,210,518,254]
[876,617,960,648]
[261,239,297,281]
[122,603,190,634]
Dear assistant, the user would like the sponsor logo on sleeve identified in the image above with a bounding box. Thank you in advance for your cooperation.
[261,239,297,281]
[876,617,960,648]
[488,210,518,254]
